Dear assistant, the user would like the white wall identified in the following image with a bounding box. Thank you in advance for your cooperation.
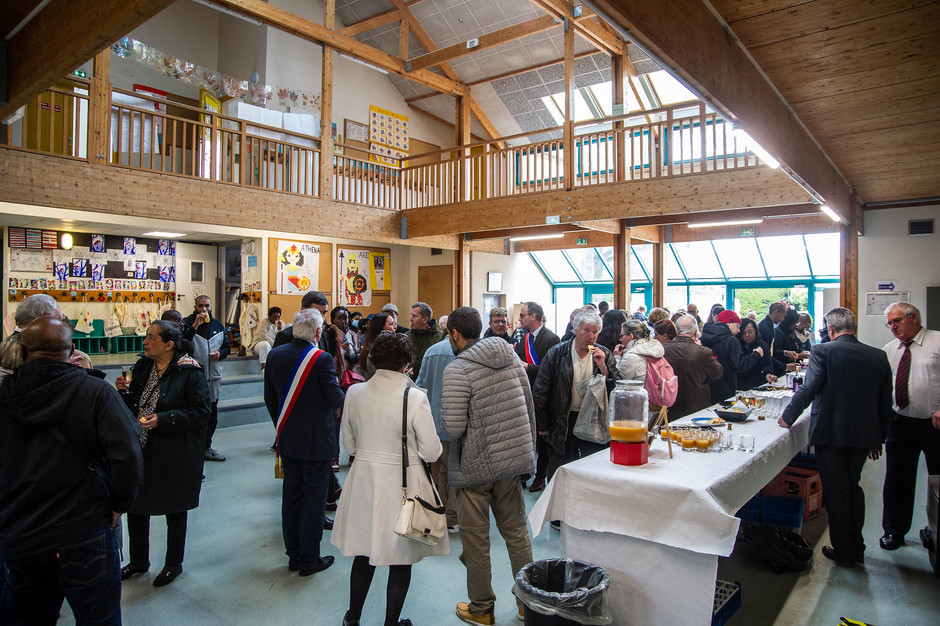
[471,249,553,327]
[857,204,940,346]
[176,242,221,313]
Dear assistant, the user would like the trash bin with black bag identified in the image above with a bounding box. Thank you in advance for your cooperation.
[512,558,611,625]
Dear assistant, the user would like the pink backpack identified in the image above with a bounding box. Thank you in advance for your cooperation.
[644,356,679,407]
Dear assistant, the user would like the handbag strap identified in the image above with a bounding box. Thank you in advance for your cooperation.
[401,386,410,497]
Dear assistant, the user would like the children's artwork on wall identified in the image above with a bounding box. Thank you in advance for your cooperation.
[369,252,390,291]
[135,261,147,279]
[92,264,104,282]
[337,249,371,307]
[158,239,171,255]
[72,259,87,278]
[54,263,69,281]
[124,237,136,255]
[160,266,172,283]
[368,105,409,166]
[276,240,320,295]
[91,234,105,252]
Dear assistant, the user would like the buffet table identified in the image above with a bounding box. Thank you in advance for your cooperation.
[529,406,811,625]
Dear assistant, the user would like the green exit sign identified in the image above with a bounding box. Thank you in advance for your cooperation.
[73,69,87,78]
[740,227,755,236]
[576,237,588,245]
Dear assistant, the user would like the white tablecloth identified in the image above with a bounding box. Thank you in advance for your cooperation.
[528,405,811,624]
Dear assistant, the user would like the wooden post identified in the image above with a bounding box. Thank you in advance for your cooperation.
[563,18,575,191]
[652,228,665,307]
[399,19,410,60]
[454,235,471,308]
[456,94,471,201]
[611,53,626,182]
[840,188,859,316]
[318,0,335,199]
[613,220,628,309]
[88,49,110,165]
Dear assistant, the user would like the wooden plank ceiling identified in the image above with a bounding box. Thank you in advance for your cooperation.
[708,0,940,204]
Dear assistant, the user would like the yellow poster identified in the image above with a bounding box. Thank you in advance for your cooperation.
[369,252,390,291]
[368,105,409,167]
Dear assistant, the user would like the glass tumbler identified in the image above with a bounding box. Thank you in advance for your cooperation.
[742,434,755,453]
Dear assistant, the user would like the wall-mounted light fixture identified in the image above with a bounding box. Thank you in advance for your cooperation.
[60,233,73,249]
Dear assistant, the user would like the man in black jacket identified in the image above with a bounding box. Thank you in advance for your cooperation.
[700,310,763,404]
[758,302,787,347]
[182,295,230,462]
[0,316,143,623]
[779,307,892,567]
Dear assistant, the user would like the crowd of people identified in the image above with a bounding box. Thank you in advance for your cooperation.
[0,291,936,623]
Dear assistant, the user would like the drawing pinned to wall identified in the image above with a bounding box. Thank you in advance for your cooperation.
[337,249,371,307]
[135,261,147,279]
[160,266,172,283]
[92,264,104,282]
[72,259,87,278]
[91,234,105,252]
[369,252,390,291]
[124,237,136,255]
[54,263,69,281]
[276,240,320,295]
[158,239,172,255]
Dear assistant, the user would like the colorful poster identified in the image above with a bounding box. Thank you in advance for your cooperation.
[135,261,147,279]
[368,105,408,166]
[158,239,171,255]
[160,266,172,283]
[91,234,105,252]
[54,262,69,281]
[276,240,320,295]
[124,237,136,254]
[337,248,371,307]
[369,252,390,291]
[72,258,87,277]
[92,264,104,282]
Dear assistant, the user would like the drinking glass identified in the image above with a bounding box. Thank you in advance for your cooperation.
[742,434,755,453]
[120,365,133,394]
[681,432,697,452]
[730,433,742,451]
[720,433,732,451]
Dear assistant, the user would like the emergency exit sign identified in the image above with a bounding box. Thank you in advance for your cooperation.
[576,237,588,245]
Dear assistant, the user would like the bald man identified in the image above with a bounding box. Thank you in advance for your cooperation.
[0,316,143,624]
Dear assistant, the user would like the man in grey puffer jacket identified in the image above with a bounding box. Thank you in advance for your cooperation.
[442,307,535,625]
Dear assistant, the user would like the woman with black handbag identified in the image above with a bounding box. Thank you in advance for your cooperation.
[115,320,210,588]
[332,332,447,626]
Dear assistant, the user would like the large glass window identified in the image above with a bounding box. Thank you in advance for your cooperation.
[758,235,810,278]
[712,239,766,278]
[565,248,611,282]
[672,241,724,279]
[632,244,653,281]
[804,232,840,277]
[531,250,578,283]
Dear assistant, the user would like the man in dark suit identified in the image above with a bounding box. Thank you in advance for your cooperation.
[758,302,787,348]
[274,291,331,352]
[264,308,345,576]
[514,301,560,492]
[778,307,893,568]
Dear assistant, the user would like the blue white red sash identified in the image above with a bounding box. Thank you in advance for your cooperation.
[274,345,323,453]
[524,333,541,365]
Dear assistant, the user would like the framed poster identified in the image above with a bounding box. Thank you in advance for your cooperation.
[337,248,372,307]
[487,272,503,292]
[344,118,368,143]
[276,240,320,295]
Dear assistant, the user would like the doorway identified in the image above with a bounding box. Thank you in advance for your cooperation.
[417,265,453,323]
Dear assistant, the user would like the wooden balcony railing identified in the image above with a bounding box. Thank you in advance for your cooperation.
[1,84,766,213]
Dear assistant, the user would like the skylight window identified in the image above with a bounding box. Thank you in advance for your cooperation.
[647,71,697,105]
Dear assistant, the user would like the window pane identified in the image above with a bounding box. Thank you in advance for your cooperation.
[689,285,727,314]
[670,241,724,279]
[665,285,688,313]
[553,287,584,336]
[531,251,579,282]
[631,244,652,281]
[591,82,613,116]
[804,232,841,277]
[712,239,766,278]
[565,248,610,281]
[598,247,614,270]
[648,70,697,105]
[757,235,810,278]
[666,246,685,280]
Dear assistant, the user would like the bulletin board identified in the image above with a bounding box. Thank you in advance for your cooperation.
[336,245,392,315]
[268,237,333,316]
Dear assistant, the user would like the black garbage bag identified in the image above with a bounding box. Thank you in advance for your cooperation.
[512,559,611,625]
[746,525,813,574]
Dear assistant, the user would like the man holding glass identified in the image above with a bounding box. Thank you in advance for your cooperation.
[778,307,893,568]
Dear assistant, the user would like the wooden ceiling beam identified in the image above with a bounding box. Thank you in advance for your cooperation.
[407,15,559,72]
[579,219,621,233]
[340,0,422,37]
[1,0,176,121]
[529,0,624,55]
[587,0,853,220]
[212,0,465,95]
[468,224,586,240]
[401,167,811,238]
[624,203,822,227]
[520,230,615,252]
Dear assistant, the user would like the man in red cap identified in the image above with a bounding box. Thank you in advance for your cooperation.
[700,310,764,404]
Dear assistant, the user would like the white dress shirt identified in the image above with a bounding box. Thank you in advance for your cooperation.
[884,327,940,419]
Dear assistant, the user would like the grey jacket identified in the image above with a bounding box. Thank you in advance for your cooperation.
[441,337,536,488]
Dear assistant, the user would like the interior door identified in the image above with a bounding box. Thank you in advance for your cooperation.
[418,265,454,323]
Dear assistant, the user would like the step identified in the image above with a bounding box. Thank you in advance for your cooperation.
[220,374,264,401]
[218,396,270,428]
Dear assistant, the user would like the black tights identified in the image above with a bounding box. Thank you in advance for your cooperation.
[348,555,412,626]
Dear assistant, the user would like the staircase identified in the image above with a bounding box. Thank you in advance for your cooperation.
[98,355,269,429]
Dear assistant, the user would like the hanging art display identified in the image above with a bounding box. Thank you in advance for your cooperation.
[337,249,372,307]
[275,240,320,295]
[369,105,409,166]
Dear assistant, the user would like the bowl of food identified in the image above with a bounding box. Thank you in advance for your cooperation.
[713,407,753,422]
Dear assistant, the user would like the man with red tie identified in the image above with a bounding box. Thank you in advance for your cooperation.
[514,302,559,493]
[880,302,940,551]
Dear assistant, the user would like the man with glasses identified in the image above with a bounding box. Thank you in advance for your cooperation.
[879,302,940,551]
[483,307,517,346]
[514,302,560,493]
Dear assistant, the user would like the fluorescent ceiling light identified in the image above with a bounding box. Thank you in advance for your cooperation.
[508,233,566,242]
[191,0,263,26]
[143,231,186,238]
[339,53,389,75]
[688,219,763,229]
[819,205,842,222]
[731,128,780,169]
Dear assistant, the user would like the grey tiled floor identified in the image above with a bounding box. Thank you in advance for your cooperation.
[104,422,938,625]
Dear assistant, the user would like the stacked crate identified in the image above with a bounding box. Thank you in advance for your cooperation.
[764,467,823,521]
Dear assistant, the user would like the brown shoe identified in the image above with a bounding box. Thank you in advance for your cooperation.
[528,477,546,492]
[456,602,494,625]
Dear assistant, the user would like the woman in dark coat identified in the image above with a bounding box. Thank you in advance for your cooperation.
[773,308,804,363]
[736,318,784,390]
[596,309,627,351]
[116,320,211,588]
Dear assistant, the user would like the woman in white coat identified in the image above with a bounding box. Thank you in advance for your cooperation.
[332,332,447,626]
[614,319,664,381]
